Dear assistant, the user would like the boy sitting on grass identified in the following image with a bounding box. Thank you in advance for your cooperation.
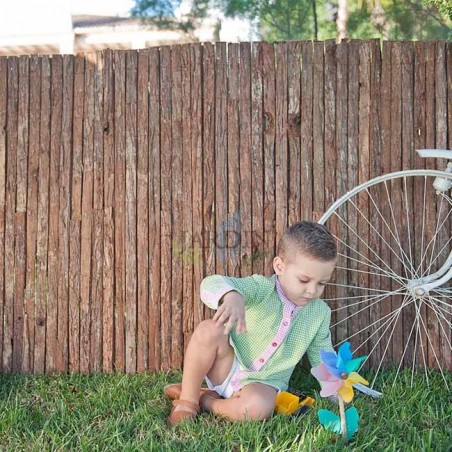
[164,221,337,425]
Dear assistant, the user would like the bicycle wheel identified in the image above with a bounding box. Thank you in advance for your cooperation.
[319,170,452,389]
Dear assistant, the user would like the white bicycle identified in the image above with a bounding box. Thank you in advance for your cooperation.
[319,149,452,389]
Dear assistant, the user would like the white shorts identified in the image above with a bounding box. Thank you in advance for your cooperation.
[204,357,241,398]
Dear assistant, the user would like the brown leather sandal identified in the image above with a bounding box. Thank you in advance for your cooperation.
[167,399,200,426]
[163,383,221,402]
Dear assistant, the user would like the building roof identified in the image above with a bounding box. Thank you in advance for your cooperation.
[0,14,201,56]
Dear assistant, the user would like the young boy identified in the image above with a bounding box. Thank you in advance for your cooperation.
[165,221,337,425]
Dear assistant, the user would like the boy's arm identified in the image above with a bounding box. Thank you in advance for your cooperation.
[306,308,334,368]
[200,274,260,310]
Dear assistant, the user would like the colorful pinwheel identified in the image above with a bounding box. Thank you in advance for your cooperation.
[310,342,369,442]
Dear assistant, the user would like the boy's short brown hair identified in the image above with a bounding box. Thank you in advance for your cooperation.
[277,221,337,262]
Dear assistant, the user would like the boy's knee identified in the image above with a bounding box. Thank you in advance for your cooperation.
[238,392,275,420]
[192,319,228,344]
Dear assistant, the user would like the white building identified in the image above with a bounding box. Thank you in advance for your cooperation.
[0,0,226,56]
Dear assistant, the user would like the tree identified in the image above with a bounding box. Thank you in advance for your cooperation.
[216,0,336,40]
[347,0,451,40]
[422,0,452,21]
[131,0,451,41]
[131,0,210,35]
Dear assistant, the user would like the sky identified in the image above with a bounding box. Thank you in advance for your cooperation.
[70,0,135,16]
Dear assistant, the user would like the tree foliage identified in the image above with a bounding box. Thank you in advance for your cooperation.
[130,0,451,40]
[131,0,210,33]
[422,0,452,21]
[348,0,451,40]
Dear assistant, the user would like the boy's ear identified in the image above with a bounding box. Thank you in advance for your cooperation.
[273,256,284,275]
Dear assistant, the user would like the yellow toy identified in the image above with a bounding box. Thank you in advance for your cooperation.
[275,391,315,416]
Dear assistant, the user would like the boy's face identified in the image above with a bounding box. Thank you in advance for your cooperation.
[273,252,335,306]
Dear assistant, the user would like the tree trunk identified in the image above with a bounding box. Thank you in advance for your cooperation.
[312,0,318,40]
[336,0,348,41]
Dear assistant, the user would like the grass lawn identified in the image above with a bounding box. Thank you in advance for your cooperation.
[0,365,450,451]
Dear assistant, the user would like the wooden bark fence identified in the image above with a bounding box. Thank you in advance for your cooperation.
[0,40,451,374]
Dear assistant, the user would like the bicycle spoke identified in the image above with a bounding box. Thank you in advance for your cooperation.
[425,295,452,325]
[335,265,409,281]
[394,297,419,387]
[331,287,406,327]
[384,180,415,279]
[336,252,408,282]
[412,299,429,387]
[419,195,452,278]
[367,294,412,388]
[333,212,407,285]
[424,299,452,349]
[349,195,416,279]
[366,187,418,279]
[403,176,416,279]
[419,176,427,277]
[416,300,450,389]
[420,235,452,276]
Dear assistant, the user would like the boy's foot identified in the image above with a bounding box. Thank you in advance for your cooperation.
[163,383,220,402]
[167,399,200,426]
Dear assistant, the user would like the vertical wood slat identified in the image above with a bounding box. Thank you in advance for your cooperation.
[346,41,360,360]
[181,44,193,351]
[137,49,149,372]
[400,42,415,367]
[275,42,288,249]
[170,46,183,369]
[389,42,403,365]
[35,56,51,374]
[239,43,252,278]
[47,56,63,373]
[380,42,392,367]
[202,42,215,321]
[447,42,452,366]
[323,40,337,344]
[357,41,371,358]
[333,41,349,347]
[190,43,203,328]
[114,51,126,372]
[262,42,276,275]
[215,42,228,277]
[90,52,104,372]
[227,43,240,277]
[312,41,325,222]
[24,55,41,373]
[14,56,29,372]
[0,57,7,372]
[368,40,382,369]
[125,51,138,373]
[69,55,84,373]
[300,42,313,222]
[287,42,301,227]
[434,41,450,371]
[160,46,172,370]
[80,55,95,373]
[102,49,115,372]
[56,55,73,372]
[424,42,437,369]
[251,43,264,275]
[4,57,18,372]
[413,42,427,369]
[148,47,161,370]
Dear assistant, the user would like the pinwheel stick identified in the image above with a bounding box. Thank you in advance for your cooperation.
[338,394,347,442]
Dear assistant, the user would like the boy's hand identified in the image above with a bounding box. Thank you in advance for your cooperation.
[213,291,247,335]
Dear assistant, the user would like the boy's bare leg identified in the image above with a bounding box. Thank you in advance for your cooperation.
[202,383,277,421]
[176,319,235,409]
